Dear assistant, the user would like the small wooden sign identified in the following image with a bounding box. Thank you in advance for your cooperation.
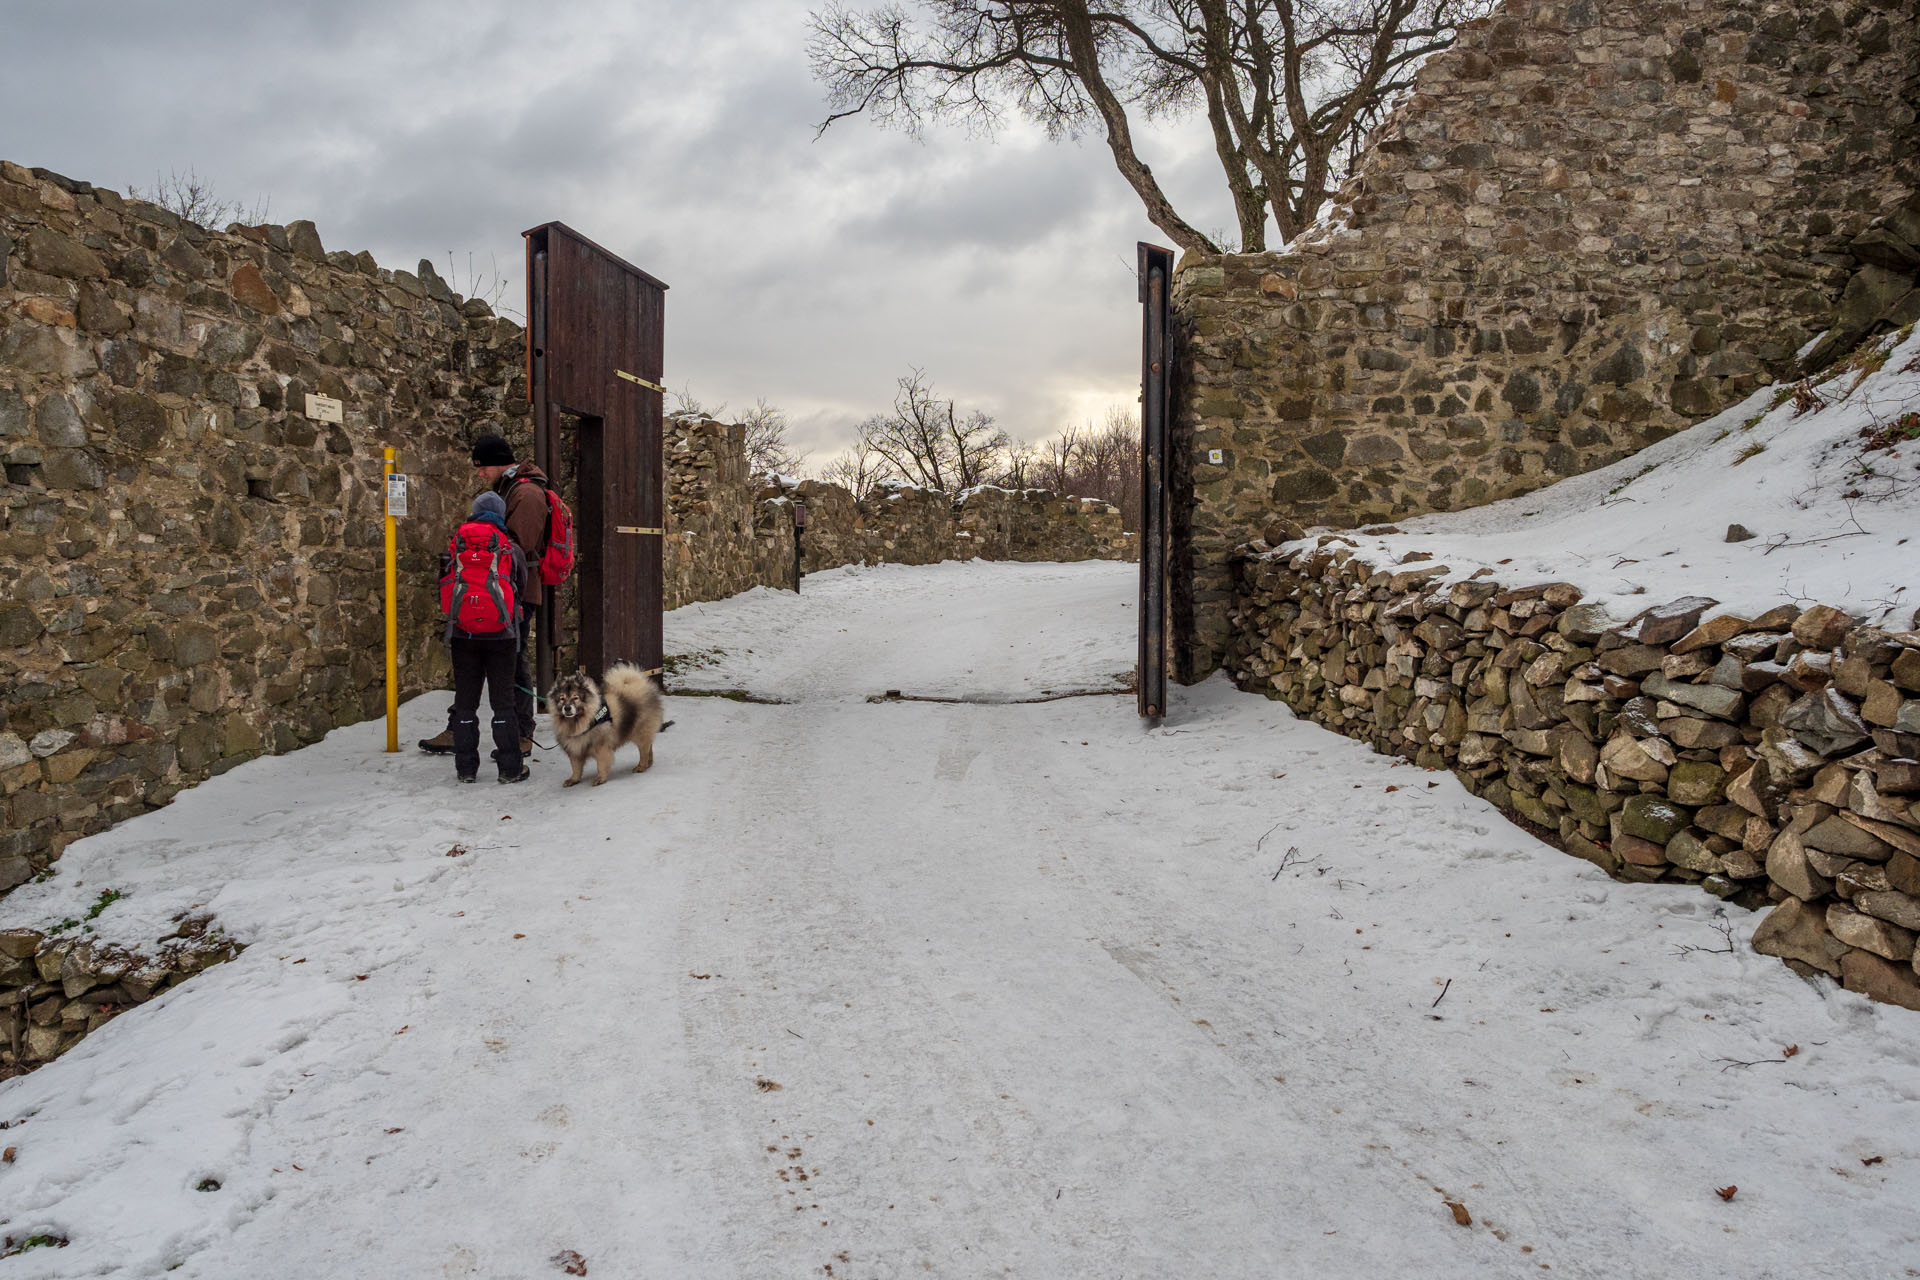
[305,393,344,423]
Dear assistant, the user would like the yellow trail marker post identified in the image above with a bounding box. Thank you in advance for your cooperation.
[383,447,400,752]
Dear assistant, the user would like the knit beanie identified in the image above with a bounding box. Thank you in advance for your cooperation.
[470,433,515,467]
[471,490,507,519]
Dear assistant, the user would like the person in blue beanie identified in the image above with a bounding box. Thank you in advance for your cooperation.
[438,490,530,783]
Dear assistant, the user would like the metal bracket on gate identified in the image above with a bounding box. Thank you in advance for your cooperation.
[615,369,666,394]
[616,526,665,535]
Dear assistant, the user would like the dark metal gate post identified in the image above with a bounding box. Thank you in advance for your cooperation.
[1137,242,1173,725]
[523,223,669,683]
[528,244,555,700]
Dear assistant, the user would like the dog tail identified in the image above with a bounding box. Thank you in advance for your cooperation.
[602,662,662,707]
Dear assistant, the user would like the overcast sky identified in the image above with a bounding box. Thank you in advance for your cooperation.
[2,0,1234,469]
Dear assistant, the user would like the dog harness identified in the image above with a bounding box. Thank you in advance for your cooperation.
[588,702,612,729]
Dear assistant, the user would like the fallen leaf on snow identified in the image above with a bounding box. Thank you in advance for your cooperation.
[1444,1200,1471,1226]
[755,1078,784,1092]
[2,1146,14,1163]
[446,844,467,857]
[1862,1156,1884,1167]
[1783,1044,1800,1057]
[551,1249,588,1275]
[1716,1185,1737,1201]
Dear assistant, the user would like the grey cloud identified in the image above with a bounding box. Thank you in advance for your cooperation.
[5,0,1196,456]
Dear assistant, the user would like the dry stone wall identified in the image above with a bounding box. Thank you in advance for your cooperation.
[0,160,528,891]
[1227,540,1920,1009]
[662,416,1136,610]
[1175,0,1920,676]
[1,920,239,1079]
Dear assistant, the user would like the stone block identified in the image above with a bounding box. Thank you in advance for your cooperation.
[1839,949,1920,1011]
[1613,832,1668,867]
[1667,760,1728,807]
[1751,897,1839,976]
[1791,605,1856,650]
[1666,830,1723,874]
[1767,828,1832,901]
[1641,671,1744,721]
[1855,890,1920,933]
[1620,794,1692,845]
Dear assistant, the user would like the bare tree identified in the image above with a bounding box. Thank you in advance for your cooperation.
[741,398,809,478]
[809,0,1492,253]
[856,368,1009,491]
[666,382,721,423]
[996,438,1043,489]
[1009,406,1142,526]
[128,167,270,229]
[818,436,889,498]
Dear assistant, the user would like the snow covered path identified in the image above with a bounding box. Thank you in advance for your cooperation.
[4,561,1920,1278]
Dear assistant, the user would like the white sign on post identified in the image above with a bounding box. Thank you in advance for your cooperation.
[305,394,344,423]
[385,474,408,517]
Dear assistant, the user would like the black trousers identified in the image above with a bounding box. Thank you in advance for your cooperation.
[514,609,536,739]
[450,633,521,779]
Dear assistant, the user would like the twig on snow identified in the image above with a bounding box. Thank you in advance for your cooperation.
[1268,843,1316,881]
[1432,978,1452,1009]
[1673,915,1737,958]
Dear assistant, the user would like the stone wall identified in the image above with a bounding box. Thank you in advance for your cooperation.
[0,160,528,891]
[1226,540,1920,1009]
[1,920,240,1080]
[664,416,779,608]
[662,416,1137,609]
[1174,0,1920,676]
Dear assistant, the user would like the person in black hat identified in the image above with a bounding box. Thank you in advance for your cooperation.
[419,432,556,758]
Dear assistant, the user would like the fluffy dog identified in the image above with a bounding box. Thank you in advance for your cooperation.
[547,663,665,787]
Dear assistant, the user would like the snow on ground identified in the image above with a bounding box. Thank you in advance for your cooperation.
[661,560,1137,702]
[4,560,1920,1278]
[1301,325,1920,628]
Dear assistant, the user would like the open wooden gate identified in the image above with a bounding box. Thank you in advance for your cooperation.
[1137,242,1173,725]
[523,223,668,694]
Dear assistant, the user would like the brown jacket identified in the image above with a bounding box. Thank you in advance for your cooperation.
[491,462,552,603]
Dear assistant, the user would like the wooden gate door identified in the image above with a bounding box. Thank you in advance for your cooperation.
[524,223,668,691]
[1137,242,1173,724]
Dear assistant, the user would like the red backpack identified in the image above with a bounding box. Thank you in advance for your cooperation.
[516,476,575,587]
[440,521,518,633]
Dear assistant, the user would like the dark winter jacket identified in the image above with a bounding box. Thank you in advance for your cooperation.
[491,462,553,565]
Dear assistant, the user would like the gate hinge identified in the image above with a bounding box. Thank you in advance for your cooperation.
[615,369,666,394]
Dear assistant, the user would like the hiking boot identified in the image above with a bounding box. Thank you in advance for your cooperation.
[457,772,477,784]
[419,728,456,754]
[491,739,535,761]
[498,765,531,784]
